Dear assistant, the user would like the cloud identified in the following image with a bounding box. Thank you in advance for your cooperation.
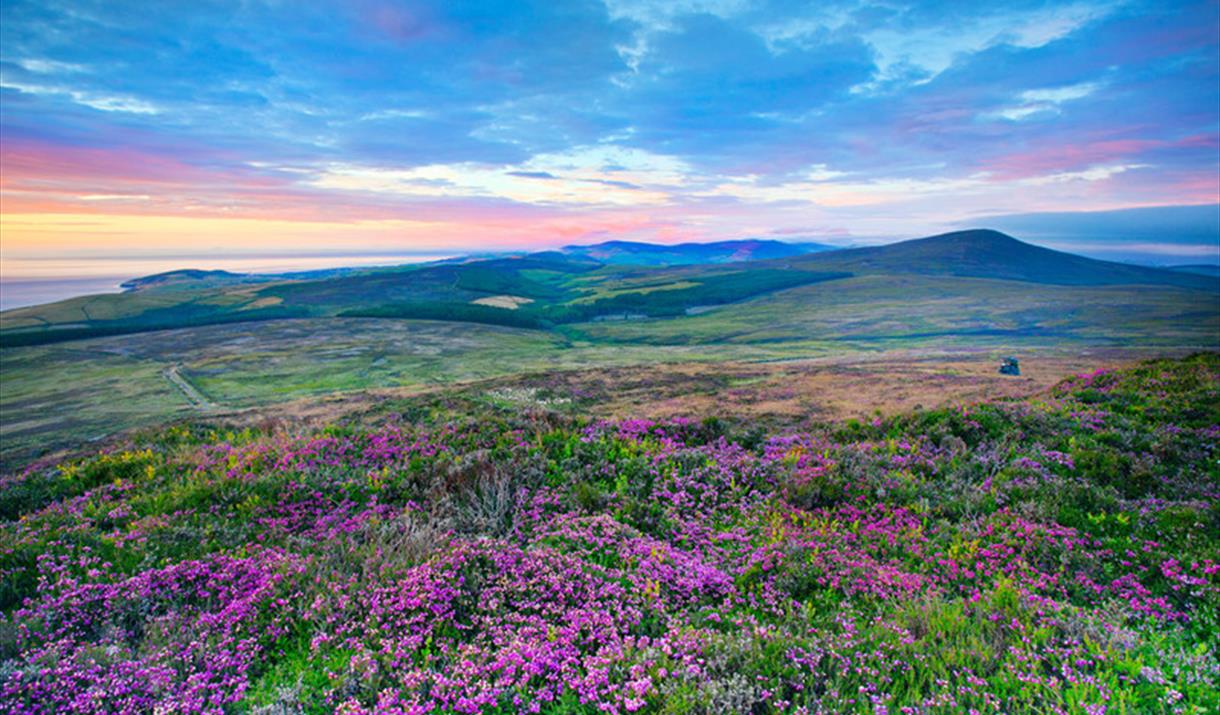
[608,11,875,166]
[0,79,161,114]
[974,203,1220,263]
[1020,163,1149,185]
[306,151,675,207]
[985,81,1104,120]
[506,171,559,179]
[853,2,1113,91]
[13,57,87,74]
[0,0,1216,259]
[978,203,1219,240]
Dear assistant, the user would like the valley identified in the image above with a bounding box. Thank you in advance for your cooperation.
[2,231,1216,471]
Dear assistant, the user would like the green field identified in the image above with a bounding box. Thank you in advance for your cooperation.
[0,318,790,469]
[3,275,1216,470]
[567,274,1217,346]
[2,231,1216,470]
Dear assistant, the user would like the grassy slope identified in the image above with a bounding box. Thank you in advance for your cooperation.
[568,274,1220,347]
[0,345,194,465]
[0,318,795,470]
[0,254,595,338]
[2,233,1217,468]
[2,272,1217,469]
[3,232,1214,344]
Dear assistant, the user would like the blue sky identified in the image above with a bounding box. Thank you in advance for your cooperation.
[1,0,1217,269]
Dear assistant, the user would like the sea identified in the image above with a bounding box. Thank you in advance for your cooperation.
[0,254,453,311]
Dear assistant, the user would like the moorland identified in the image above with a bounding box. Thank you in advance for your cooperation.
[1,229,1216,470]
[0,229,1218,713]
[0,347,1217,713]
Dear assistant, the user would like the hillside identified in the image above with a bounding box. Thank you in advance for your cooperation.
[793,229,1218,288]
[569,273,1220,348]
[2,230,1214,348]
[120,269,256,292]
[0,252,847,346]
[2,230,1216,466]
[1,354,1216,713]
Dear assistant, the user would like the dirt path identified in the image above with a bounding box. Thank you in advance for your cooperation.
[163,364,218,410]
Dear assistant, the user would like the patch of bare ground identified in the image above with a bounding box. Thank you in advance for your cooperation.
[466,348,1158,425]
[255,346,1198,429]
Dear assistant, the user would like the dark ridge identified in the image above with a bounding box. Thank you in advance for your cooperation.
[796,229,1219,289]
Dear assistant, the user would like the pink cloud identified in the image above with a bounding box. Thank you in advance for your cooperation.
[355,1,438,44]
[0,139,272,188]
[983,138,1165,180]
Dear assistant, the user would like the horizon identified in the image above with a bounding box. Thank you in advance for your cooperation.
[2,225,1214,312]
[2,0,1218,276]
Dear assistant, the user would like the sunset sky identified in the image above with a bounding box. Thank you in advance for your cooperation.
[2,0,1218,277]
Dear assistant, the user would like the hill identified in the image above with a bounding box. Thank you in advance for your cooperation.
[120,269,254,292]
[1,353,1217,712]
[118,265,370,293]
[4,230,1214,348]
[2,229,1216,463]
[561,238,831,265]
[0,249,847,345]
[793,229,1217,289]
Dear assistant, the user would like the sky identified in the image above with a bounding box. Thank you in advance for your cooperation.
[1,0,1218,278]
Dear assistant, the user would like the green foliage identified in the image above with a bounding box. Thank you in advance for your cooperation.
[454,265,569,299]
[1,349,1218,713]
[563,269,850,320]
[0,306,309,347]
[340,301,548,329]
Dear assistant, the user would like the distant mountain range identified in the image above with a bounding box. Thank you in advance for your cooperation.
[2,229,1215,347]
[561,238,834,265]
[112,233,1215,292]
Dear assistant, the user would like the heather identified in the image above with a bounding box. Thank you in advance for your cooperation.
[0,354,1217,714]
